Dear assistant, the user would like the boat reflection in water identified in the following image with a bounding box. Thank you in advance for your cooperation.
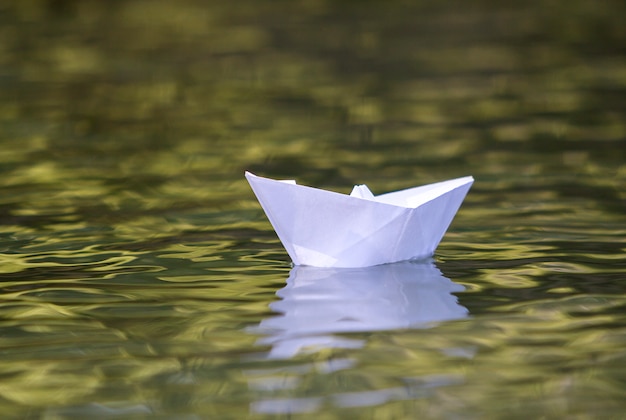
[247,261,471,414]
[255,260,469,359]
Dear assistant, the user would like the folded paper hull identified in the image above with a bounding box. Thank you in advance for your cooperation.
[245,172,473,268]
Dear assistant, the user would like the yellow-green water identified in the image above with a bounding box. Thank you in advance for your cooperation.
[0,0,624,418]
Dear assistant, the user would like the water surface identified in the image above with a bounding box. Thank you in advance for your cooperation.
[0,0,624,418]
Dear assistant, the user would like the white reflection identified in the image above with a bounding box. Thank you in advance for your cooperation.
[247,261,471,415]
[255,260,468,359]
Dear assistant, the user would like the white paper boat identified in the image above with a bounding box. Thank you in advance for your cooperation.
[245,171,473,268]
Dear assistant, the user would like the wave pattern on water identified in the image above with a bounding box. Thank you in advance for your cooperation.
[0,0,624,418]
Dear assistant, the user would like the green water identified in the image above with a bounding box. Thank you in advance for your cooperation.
[0,0,624,418]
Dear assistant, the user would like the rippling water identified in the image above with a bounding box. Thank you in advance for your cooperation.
[0,0,624,418]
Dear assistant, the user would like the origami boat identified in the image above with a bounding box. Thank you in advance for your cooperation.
[245,171,473,268]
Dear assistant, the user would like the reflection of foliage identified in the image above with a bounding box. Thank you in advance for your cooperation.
[0,1,624,417]
[1,0,624,182]
[1,0,622,221]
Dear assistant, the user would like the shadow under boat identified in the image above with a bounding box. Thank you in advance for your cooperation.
[253,260,469,359]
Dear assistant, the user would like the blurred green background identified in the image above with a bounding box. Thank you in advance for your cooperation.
[0,0,624,418]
